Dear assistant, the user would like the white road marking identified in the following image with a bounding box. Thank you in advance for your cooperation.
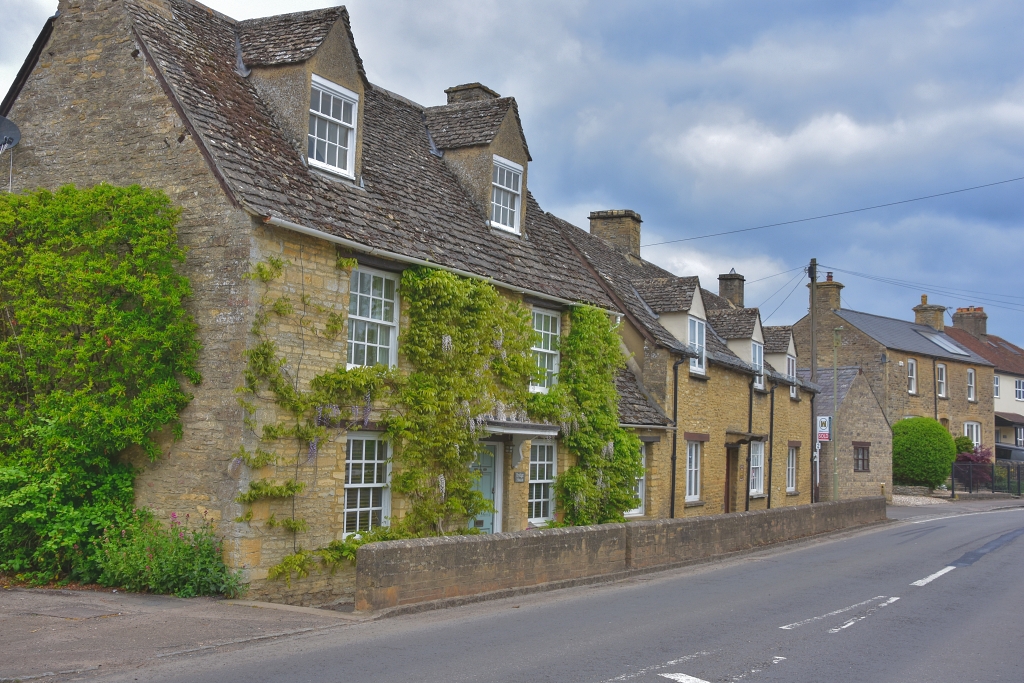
[911,565,956,586]
[660,675,710,683]
[909,508,1024,525]
[828,597,900,633]
[779,596,886,629]
[599,652,710,682]
[773,657,787,663]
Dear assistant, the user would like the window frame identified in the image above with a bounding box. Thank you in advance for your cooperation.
[490,155,523,234]
[1016,426,1024,448]
[530,308,560,393]
[907,358,917,394]
[342,432,391,536]
[967,368,976,402]
[853,445,870,472]
[749,441,764,495]
[307,74,359,179]
[787,355,797,399]
[936,363,947,398]
[528,440,557,525]
[685,441,701,502]
[751,342,764,389]
[1016,378,1024,401]
[689,317,707,374]
[786,446,797,492]
[625,443,647,517]
[346,266,399,369]
[964,421,982,448]
[994,374,1000,399]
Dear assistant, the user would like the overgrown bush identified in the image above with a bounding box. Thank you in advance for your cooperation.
[0,185,201,582]
[892,417,956,488]
[954,436,975,454]
[97,509,242,597]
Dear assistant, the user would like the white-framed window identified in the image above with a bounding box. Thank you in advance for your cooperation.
[964,421,982,448]
[1016,378,1024,401]
[1016,426,1024,447]
[752,342,764,389]
[626,443,646,517]
[786,447,797,493]
[936,364,947,397]
[307,75,358,177]
[749,441,764,495]
[685,441,701,502]
[530,309,560,392]
[689,318,706,374]
[787,355,797,399]
[907,358,917,394]
[994,375,1000,399]
[347,267,398,368]
[967,368,976,401]
[528,440,556,524]
[343,433,390,534]
[490,155,522,233]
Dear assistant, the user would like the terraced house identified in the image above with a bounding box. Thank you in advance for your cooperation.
[4,0,816,603]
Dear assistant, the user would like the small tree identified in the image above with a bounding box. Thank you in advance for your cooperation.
[954,436,975,454]
[892,417,956,488]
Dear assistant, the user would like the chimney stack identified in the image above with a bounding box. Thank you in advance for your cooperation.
[589,210,642,264]
[444,82,500,104]
[809,272,843,311]
[913,294,946,331]
[718,269,745,308]
[952,306,987,340]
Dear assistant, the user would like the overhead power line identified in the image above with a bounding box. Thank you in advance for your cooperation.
[640,175,1024,247]
[747,265,806,284]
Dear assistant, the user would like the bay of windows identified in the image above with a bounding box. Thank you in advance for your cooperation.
[347,268,398,368]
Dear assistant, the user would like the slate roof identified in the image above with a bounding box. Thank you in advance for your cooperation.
[424,98,532,160]
[125,0,611,309]
[632,277,700,314]
[797,367,860,417]
[238,7,349,66]
[701,288,734,311]
[763,326,793,355]
[833,310,992,366]
[943,328,1024,376]
[615,369,671,426]
[706,308,759,340]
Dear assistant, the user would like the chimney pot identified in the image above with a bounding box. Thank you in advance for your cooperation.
[826,272,833,282]
[589,210,642,263]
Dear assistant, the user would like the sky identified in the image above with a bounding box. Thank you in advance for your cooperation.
[3,0,1024,340]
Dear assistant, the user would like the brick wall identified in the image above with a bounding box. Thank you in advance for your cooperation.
[355,497,886,612]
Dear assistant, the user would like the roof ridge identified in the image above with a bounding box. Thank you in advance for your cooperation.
[237,5,343,27]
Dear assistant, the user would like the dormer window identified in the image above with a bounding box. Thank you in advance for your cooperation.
[308,75,358,177]
[491,156,522,233]
[787,355,797,398]
[688,317,706,374]
[752,341,764,389]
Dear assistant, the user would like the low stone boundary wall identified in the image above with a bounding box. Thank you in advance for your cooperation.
[355,497,886,612]
[893,485,932,496]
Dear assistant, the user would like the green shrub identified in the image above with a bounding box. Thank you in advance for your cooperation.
[892,417,956,488]
[954,436,975,454]
[97,509,242,598]
[0,185,201,582]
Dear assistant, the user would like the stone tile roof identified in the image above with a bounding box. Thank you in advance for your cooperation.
[706,308,759,340]
[833,309,992,366]
[797,366,860,417]
[615,368,671,426]
[125,0,611,308]
[763,325,793,355]
[238,7,349,67]
[944,328,1024,376]
[632,276,700,314]
[701,288,734,311]
[424,98,531,159]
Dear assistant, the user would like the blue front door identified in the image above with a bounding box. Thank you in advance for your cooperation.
[469,444,498,533]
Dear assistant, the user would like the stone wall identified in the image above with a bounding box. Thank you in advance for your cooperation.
[355,497,886,612]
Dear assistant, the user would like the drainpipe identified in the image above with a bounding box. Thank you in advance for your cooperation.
[670,358,686,518]
[745,376,754,512]
[932,358,938,420]
[767,382,777,509]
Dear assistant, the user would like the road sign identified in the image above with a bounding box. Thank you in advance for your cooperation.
[817,416,832,441]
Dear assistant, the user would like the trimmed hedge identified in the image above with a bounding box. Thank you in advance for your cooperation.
[892,417,956,488]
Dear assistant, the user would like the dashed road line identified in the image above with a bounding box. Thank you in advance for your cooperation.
[828,597,900,633]
[659,675,710,683]
[597,651,710,682]
[778,596,886,630]
[911,566,956,586]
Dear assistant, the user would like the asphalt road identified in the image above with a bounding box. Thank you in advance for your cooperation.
[96,506,1024,683]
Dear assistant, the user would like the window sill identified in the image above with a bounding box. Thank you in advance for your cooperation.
[786,490,800,496]
[789,394,801,402]
[938,395,949,400]
[488,220,521,235]
[754,387,770,395]
[684,500,705,508]
[854,469,870,474]
[689,370,709,381]
[749,493,767,499]
[529,386,549,394]
[308,158,357,181]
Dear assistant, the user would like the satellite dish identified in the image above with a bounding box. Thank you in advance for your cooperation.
[0,115,21,150]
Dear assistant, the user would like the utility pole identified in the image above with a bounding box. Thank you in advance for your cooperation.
[833,326,844,502]
[809,259,818,502]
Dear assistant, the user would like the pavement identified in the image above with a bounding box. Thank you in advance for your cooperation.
[2,496,1023,683]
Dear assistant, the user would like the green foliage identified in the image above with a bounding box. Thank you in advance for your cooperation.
[267,526,416,583]
[893,417,956,487]
[530,305,642,525]
[97,508,242,597]
[266,548,318,586]
[234,446,278,469]
[0,185,201,582]
[954,436,975,455]
[234,479,305,504]
[385,267,535,535]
